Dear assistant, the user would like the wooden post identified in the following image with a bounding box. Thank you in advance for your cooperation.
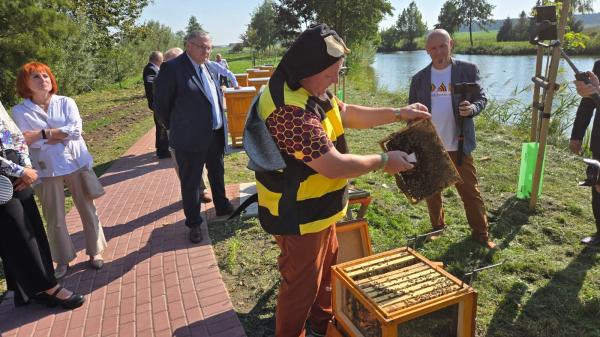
[529,0,570,210]
[530,47,545,142]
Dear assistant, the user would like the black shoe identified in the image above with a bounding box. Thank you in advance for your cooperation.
[215,203,234,217]
[189,226,203,243]
[35,286,85,310]
[581,234,600,246]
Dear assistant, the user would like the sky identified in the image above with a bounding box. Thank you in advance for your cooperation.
[138,0,570,46]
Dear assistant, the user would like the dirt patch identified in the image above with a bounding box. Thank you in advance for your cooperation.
[208,217,279,337]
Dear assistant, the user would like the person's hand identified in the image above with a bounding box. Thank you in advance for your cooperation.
[398,103,430,121]
[384,151,414,174]
[459,100,474,117]
[575,72,600,98]
[569,139,582,155]
[22,130,41,144]
[234,85,241,89]
[13,167,38,191]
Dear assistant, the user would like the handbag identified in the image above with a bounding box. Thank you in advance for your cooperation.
[0,175,12,205]
[0,136,14,205]
[80,167,105,199]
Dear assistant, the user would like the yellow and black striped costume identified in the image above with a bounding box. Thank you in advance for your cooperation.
[255,83,349,235]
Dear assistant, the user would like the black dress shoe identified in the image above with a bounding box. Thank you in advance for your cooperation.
[189,226,203,243]
[215,203,234,217]
[35,286,85,310]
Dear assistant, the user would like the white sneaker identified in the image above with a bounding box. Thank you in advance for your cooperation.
[54,264,69,279]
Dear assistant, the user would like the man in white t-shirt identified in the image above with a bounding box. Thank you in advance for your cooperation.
[409,29,496,250]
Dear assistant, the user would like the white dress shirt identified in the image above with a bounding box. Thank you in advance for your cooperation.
[12,95,93,177]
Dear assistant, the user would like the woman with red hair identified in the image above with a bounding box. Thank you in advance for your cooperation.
[12,62,107,279]
[0,100,84,309]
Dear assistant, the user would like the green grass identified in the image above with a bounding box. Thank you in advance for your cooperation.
[213,47,281,74]
[410,30,599,55]
[212,65,600,336]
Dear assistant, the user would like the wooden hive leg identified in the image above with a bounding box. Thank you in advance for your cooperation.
[355,196,372,219]
[457,293,477,337]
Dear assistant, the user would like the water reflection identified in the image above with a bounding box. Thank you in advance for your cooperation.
[372,50,597,101]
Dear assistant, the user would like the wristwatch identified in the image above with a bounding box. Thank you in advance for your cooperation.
[393,108,402,121]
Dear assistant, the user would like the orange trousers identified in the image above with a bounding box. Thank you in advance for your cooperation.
[426,152,489,242]
[274,224,338,337]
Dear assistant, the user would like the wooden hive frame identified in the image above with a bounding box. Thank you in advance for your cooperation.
[332,247,477,337]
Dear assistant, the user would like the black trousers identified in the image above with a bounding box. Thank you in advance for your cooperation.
[592,152,600,234]
[0,188,56,305]
[153,111,169,156]
[175,128,229,228]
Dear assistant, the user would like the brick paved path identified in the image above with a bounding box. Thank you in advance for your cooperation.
[0,129,247,337]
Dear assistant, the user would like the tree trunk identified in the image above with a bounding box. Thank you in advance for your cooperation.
[469,19,473,47]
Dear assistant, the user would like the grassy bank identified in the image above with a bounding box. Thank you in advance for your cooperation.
[212,68,600,336]
[0,80,154,302]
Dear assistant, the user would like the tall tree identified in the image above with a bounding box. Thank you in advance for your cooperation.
[242,0,278,52]
[436,0,461,36]
[186,16,204,35]
[455,0,494,47]
[65,0,149,45]
[274,0,392,47]
[396,1,427,50]
[379,26,400,51]
[0,0,75,105]
[496,17,513,42]
[512,11,530,41]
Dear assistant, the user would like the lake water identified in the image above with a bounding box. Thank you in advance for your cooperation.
[372,50,597,101]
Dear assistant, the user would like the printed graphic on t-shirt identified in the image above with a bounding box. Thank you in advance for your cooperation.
[431,82,450,97]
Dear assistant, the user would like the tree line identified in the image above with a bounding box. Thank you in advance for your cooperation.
[378,0,595,52]
[0,0,185,106]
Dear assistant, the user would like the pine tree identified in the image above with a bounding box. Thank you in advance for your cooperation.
[396,1,427,50]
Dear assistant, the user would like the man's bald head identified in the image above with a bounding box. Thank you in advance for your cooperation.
[425,29,454,69]
[426,29,452,44]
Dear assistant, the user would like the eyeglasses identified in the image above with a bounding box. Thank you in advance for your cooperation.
[188,40,212,51]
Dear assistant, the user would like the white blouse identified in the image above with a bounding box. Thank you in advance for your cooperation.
[12,95,93,178]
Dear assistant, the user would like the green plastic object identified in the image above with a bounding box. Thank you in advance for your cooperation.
[337,88,344,101]
[517,142,546,199]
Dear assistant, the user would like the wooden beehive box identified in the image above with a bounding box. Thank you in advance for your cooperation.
[336,219,373,264]
[223,86,256,147]
[257,65,274,76]
[249,77,269,92]
[332,247,477,337]
[248,68,270,79]
[234,73,249,87]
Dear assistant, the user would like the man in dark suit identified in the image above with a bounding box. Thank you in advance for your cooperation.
[570,60,600,246]
[154,31,233,243]
[143,51,169,158]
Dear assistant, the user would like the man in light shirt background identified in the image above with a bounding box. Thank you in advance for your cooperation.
[409,29,496,250]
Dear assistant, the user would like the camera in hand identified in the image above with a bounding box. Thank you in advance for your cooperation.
[580,158,600,187]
